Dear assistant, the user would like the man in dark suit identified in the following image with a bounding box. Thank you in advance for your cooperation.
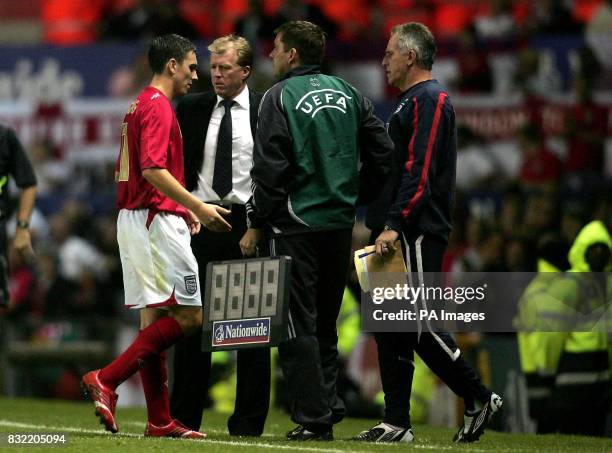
[170,34,270,436]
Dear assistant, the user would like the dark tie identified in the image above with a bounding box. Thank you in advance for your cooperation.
[212,99,235,198]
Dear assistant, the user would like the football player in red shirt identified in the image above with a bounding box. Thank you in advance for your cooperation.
[82,34,231,439]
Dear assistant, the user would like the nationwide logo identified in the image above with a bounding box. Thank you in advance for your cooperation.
[212,317,271,347]
[295,89,352,118]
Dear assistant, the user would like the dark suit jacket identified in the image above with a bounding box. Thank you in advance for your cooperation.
[176,88,262,193]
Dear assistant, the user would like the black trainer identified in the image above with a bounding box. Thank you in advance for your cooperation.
[352,422,414,443]
[453,392,503,443]
[286,425,333,441]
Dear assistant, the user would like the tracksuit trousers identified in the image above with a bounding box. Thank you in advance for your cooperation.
[270,228,352,433]
[374,231,491,428]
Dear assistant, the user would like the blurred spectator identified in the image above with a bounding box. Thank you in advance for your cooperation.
[434,0,475,38]
[455,126,502,191]
[521,193,559,240]
[451,218,503,273]
[7,251,38,319]
[42,0,105,44]
[48,212,108,283]
[234,0,284,47]
[100,0,199,41]
[317,0,370,42]
[107,52,151,98]
[90,213,123,305]
[272,0,338,40]
[380,0,436,38]
[586,0,612,87]
[474,0,517,40]
[504,235,536,272]
[28,140,73,196]
[454,24,492,93]
[563,74,606,175]
[498,187,524,237]
[34,248,67,317]
[560,205,588,245]
[513,49,561,99]
[524,0,583,35]
[517,124,563,192]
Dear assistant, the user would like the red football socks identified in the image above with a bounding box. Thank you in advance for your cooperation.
[139,350,172,426]
[99,316,183,389]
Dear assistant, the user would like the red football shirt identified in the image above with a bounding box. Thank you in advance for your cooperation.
[116,86,188,219]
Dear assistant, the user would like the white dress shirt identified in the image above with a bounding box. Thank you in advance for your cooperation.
[192,85,253,204]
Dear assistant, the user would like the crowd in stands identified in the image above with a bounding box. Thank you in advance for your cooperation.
[32,0,606,45]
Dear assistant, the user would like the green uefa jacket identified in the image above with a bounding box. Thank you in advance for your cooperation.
[247,65,393,234]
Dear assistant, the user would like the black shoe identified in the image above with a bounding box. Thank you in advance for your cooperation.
[352,422,414,443]
[286,425,333,441]
[286,425,304,439]
[453,393,503,443]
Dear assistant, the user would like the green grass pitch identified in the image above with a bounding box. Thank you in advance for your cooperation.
[0,397,610,452]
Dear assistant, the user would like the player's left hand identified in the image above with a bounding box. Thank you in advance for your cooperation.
[239,228,262,257]
[186,210,201,235]
[375,229,399,256]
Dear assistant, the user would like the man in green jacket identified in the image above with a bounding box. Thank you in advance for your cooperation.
[247,20,393,440]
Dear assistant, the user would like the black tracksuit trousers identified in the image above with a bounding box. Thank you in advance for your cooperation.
[373,231,491,428]
[270,228,352,433]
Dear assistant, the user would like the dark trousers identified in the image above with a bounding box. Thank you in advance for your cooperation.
[271,229,352,432]
[0,223,8,307]
[373,231,491,428]
[554,382,608,436]
[525,373,557,434]
[170,205,271,435]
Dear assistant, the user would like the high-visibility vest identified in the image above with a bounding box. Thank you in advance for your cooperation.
[516,259,567,402]
[528,221,611,389]
[337,287,360,357]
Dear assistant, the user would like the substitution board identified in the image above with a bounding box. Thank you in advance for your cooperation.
[201,256,291,351]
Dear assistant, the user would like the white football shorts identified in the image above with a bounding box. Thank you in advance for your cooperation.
[117,209,201,309]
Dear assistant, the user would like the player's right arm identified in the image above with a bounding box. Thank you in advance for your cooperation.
[136,97,230,232]
[142,168,231,232]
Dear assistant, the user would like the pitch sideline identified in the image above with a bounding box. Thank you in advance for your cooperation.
[0,419,509,451]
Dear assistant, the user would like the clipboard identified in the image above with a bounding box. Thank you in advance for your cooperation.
[354,241,407,292]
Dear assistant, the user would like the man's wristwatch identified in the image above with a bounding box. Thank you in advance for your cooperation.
[16,220,29,229]
[383,225,395,232]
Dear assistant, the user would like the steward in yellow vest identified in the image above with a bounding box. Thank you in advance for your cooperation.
[519,221,610,436]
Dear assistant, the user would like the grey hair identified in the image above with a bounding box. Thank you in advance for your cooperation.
[391,22,437,70]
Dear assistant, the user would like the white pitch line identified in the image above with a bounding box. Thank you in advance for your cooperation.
[0,420,347,453]
[0,419,520,453]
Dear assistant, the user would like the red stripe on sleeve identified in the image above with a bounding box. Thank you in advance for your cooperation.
[406,97,418,173]
[401,92,447,219]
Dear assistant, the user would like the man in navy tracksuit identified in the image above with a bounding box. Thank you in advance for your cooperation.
[354,22,502,444]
